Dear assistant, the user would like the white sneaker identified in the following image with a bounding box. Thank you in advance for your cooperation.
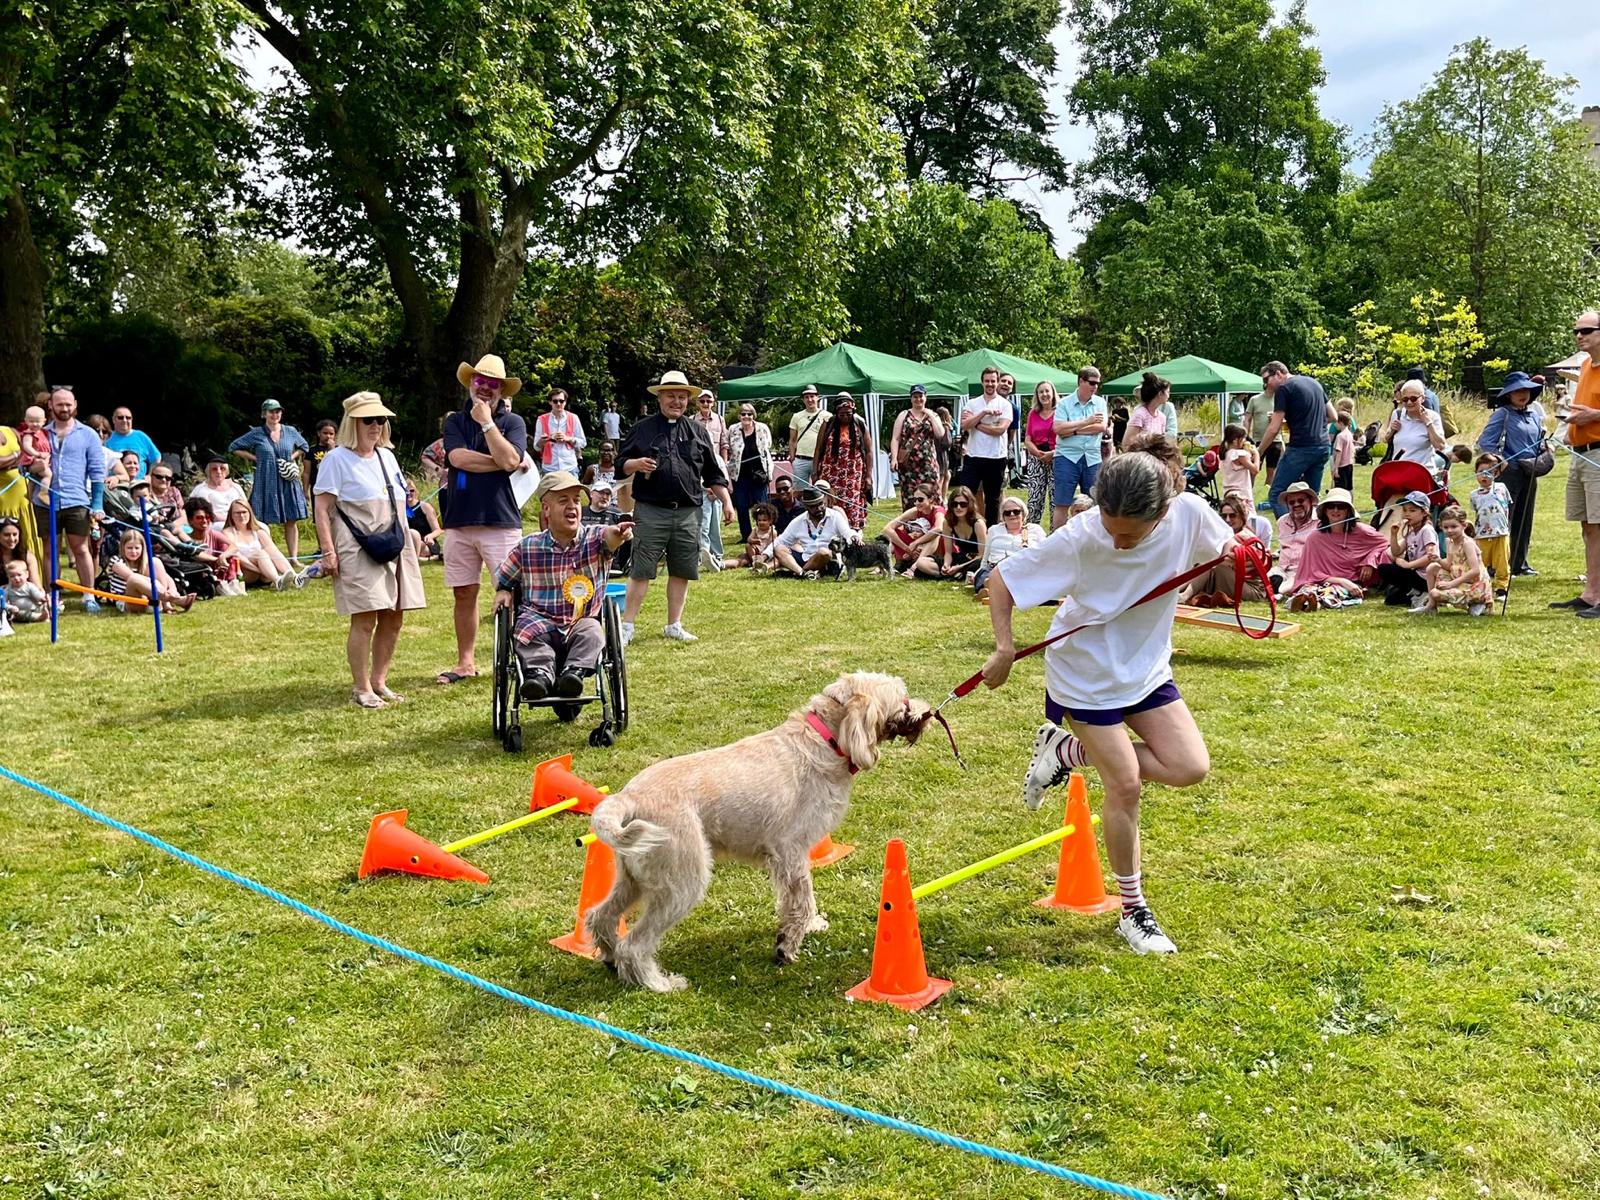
[1022,722,1070,811]
[700,546,723,572]
[1118,906,1177,954]
[662,622,698,642]
[620,621,635,647]
[274,573,292,592]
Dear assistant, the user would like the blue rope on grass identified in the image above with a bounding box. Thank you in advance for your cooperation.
[0,761,1168,1200]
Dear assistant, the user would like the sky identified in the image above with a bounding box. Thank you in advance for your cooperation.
[1026,0,1594,250]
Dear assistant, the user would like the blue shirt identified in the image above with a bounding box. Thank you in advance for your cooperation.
[1054,393,1107,463]
[1477,405,1543,464]
[47,422,106,509]
[106,429,162,475]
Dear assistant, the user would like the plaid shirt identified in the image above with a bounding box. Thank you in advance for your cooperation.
[494,525,613,644]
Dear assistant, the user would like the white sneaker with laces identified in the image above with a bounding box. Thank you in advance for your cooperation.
[620,621,635,647]
[1118,906,1177,954]
[662,622,698,643]
[1022,722,1071,810]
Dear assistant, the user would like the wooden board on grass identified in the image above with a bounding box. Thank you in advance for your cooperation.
[1174,604,1300,638]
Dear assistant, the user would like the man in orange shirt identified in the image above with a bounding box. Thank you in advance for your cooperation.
[1561,310,1600,617]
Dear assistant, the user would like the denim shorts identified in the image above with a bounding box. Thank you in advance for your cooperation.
[1046,679,1181,727]
[1052,455,1100,505]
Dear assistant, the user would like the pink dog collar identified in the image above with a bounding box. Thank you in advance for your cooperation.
[805,711,858,775]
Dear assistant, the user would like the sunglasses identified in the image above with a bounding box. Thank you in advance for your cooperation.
[1576,327,1600,337]
[113,414,132,421]
[48,384,73,392]
[471,375,502,389]
[1002,509,1023,517]
[951,500,969,508]
[153,473,173,481]
[360,416,388,426]
[1083,380,1101,388]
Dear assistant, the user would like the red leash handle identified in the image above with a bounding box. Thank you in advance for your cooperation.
[1225,536,1277,640]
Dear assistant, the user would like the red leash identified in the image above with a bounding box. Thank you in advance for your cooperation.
[943,536,1277,707]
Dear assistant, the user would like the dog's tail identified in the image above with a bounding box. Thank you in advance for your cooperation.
[589,795,673,857]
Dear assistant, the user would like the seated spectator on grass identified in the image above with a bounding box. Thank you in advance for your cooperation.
[582,440,620,489]
[1375,490,1437,606]
[492,471,633,702]
[0,515,40,587]
[118,449,144,485]
[419,416,448,487]
[771,483,855,578]
[1418,505,1491,616]
[770,475,805,531]
[582,480,620,524]
[105,527,193,614]
[1273,481,1318,592]
[179,498,243,595]
[405,478,443,559]
[883,488,944,575]
[144,463,184,533]
[1180,492,1267,606]
[733,502,780,568]
[974,498,1045,596]
[1069,493,1094,518]
[5,558,47,622]
[1285,488,1389,611]
[222,498,298,590]
[905,485,986,580]
[86,414,130,486]
[190,455,246,522]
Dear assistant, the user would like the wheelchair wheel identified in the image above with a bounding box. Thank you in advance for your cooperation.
[492,605,510,739]
[602,597,629,733]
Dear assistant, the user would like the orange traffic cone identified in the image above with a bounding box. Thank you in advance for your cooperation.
[845,838,952,1011]
[550,837,624,958]
[531,753,607,815]
[808,832,855,869]
[358,810,490,884]
[1034,773,1120,914]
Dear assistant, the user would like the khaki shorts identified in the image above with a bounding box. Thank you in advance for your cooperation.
[629,500,701,581]
[1566,450,1600,523]
[442,524,523,588]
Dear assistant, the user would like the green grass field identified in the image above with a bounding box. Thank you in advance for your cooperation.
[4,460,1599,1200]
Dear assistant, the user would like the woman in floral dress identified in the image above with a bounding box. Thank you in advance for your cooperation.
[811,394,873,529]
[890,385,944,512]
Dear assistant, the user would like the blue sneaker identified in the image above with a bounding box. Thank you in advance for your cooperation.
[83,598,101,615]
[1255,501,1274,513]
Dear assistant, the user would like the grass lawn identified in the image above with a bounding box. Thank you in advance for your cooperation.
[4,459,1599,1200]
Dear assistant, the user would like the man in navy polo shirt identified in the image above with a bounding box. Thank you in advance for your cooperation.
[1258,360,1336,516]
[436,354,530,685]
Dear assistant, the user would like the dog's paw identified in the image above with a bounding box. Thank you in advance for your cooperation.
[807,912,830,934]
[652,972,689,993]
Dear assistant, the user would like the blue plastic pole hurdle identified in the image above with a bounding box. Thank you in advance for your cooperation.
[139,497,164,654]
[48,484,59,644]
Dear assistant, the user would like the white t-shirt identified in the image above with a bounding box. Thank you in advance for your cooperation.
[776,507,854,559]
[962,397,1012,460]
[602,410,622,440]
[998,492,1232,709]
[983,522,1047,565]
[1248,512,1274,550]
[313,447,408,508]
[189,480,246,523]
[1388,408,1444,465]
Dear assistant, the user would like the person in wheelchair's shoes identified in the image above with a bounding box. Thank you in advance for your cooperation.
[493,472,633,703]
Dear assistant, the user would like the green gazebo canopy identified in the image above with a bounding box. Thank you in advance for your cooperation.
[717,342,966,401]
[1099,354,1260,396]
[928,347,1078,397]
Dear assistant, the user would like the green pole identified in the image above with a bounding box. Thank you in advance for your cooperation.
[910,824,1075,902]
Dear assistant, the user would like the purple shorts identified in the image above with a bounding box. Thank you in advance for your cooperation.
[1046,680,1182,727]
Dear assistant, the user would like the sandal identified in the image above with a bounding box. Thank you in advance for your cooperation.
[435,670,478,685]
[375,686,404,704]
[352,690,386,709]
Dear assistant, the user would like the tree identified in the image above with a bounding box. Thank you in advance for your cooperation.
[1356,39,1600,371]
[888,0,1069,199]
[1065,0,1342,223]
[245,0,910,421]
[1086,186,1319,372]
[844,182,1084,365]
[1299,292,1500,398]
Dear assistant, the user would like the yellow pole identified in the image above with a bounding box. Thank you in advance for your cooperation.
[577,831,597,848]
[441,795,582,854]
[910,824,1075,902]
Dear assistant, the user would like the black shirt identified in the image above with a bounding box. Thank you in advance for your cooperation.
[441,405,529,529]
[617,413,728,507]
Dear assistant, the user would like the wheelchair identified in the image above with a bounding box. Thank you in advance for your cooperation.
[492,588,629,752]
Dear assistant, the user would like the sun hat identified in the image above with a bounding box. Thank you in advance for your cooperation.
[697,388,714,399]
[260,398,282,415]
[456,354,523,397]
[1401,489,1432,510]
[801,384,818,396]
[1317,487,1358,520]
[648,370,695,396]
[834,391,854,403]
[535,470,589,501]
[342,391,396,421]
[1281,481,1316,502]
[1493,370,1542,402]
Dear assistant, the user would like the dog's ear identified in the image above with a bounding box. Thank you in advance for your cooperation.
[835,674,896,771]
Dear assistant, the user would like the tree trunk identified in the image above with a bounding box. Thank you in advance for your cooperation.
[0,186,46,425]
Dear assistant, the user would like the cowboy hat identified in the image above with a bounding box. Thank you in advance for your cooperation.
[456,354,523,397]
[648,370,695,396]
[534,470,590,502]
[342,391,396,421]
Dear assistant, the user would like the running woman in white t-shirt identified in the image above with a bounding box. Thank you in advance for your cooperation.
[980,452,1234,955]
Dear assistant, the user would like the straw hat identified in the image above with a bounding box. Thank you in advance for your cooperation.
[456,354,523,397]
[342,391,396,420]
[648,369,695,396]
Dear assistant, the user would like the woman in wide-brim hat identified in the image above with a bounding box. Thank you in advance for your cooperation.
[1286,486,1388,610]
[1478,370,1547,576]
[313,391,426,709]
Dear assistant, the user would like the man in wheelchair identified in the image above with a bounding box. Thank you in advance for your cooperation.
[492,471,633,702]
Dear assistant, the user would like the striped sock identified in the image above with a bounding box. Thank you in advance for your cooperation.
[1053,732,1090,771]
[1114,871,1146,914]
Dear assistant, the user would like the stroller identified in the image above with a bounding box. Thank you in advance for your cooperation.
[1370,460,1455,536]
[1183,448,1223,511]
[98,486,220,600]
[1353,422,1382,466]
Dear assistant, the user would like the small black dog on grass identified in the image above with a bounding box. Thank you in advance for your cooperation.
[828,536,894,581]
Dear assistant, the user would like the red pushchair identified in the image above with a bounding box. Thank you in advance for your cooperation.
[1370,461,1456,532]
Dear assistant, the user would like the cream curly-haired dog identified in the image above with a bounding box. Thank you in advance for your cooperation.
[586,671,933,992]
